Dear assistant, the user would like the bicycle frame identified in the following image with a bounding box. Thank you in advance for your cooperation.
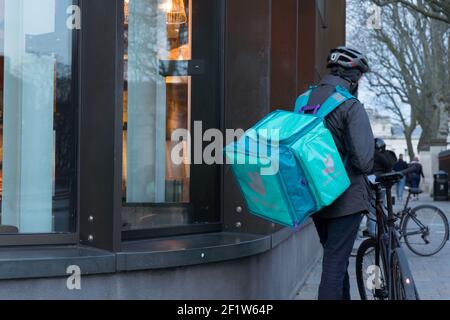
[374,183,418,300]
[374,184,390,298]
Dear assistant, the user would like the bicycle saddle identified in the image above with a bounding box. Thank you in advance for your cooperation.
[408,188,423,195]
[376,172,404,185]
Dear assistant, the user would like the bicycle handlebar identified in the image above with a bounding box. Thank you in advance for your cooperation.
[371,166,416,187]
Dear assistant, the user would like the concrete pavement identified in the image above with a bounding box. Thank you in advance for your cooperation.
[295,194,450,300]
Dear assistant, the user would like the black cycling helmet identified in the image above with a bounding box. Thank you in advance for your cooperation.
[327,46,370,74]
[375,138,386,152]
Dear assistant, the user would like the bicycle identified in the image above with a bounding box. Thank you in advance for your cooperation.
[356,172,420,300]
[395,187,449,257]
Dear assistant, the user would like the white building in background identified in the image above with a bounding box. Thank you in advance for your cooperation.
[366,107,420,159]
[366,107,443,194]
[365,107,450,194]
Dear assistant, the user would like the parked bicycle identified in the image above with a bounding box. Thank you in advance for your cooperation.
[356,172,420,300]
[395,187,449,257]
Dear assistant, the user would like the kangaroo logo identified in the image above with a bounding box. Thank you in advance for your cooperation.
[322,154,335,176]
[247,172,266,197]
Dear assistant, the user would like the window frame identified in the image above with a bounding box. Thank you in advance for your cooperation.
[0,0,81,247]
[120,0,225,241]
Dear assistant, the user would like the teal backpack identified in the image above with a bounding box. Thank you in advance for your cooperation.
[224,85,357,228]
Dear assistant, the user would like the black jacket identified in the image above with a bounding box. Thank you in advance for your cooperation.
[308,75,375,219]
[408,162,425,180]
[373,150,397,177]
[393,159,408,172]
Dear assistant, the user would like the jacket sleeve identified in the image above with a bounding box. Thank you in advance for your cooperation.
[344,101,375,174]
[385,151,398,171]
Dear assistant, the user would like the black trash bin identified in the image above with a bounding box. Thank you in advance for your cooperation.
[434,171,449,201]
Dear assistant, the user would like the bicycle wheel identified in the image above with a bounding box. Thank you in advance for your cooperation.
[391,251,405,299]
[356,238,387,300]
[402,205,449,256]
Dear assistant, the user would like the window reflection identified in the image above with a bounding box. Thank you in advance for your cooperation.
[0,0,77,234]
[123,0,192,230]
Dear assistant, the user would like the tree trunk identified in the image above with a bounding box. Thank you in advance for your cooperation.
[404,128,415,161]
[417,98,441,151]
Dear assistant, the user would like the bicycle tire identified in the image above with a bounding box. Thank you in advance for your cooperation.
[391,249,420,300]
[402,205,449,257]
[356,238,387,300]
[391,251,405,299]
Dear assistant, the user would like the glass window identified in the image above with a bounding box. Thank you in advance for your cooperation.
[123,0,221,234]
[0,0,78,234]
[123,0,192,230]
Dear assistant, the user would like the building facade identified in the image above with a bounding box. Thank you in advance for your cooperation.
[0,0,345,299]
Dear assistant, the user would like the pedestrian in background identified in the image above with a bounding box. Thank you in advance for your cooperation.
[372,139,397,177]
[393,154,408,202]
[408,156,425,200]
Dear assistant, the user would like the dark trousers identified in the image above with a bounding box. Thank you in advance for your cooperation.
[411,176,420,189]
[313,213,363,300]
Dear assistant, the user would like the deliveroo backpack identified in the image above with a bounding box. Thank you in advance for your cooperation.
[224,85,356,228]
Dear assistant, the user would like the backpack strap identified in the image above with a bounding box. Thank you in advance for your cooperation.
[294,85,357,167]
[319,86,357,167]
[316,85,358,119]
[294,85,318,113]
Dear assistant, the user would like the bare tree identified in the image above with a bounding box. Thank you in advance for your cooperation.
[372,80,418,160]
[348,0,449,157]
[373,0,450,23]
